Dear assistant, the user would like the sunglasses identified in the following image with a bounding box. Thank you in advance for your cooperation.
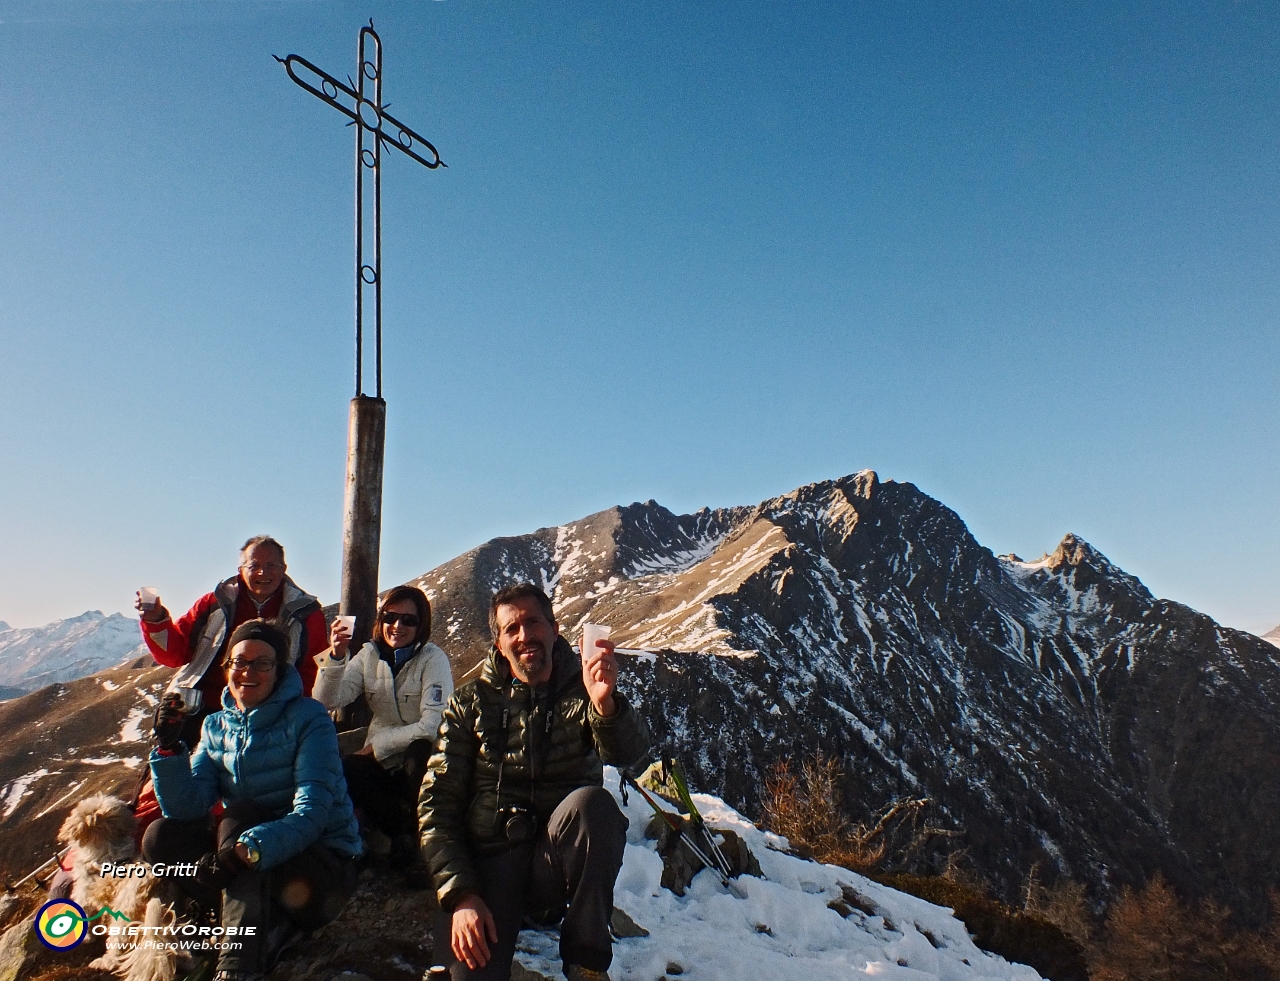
[228,656,277,673]
[380,612,420,628]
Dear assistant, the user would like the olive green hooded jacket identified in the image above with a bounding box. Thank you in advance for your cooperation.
[417,637,650,910]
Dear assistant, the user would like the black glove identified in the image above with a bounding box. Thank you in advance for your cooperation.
[152,694,185,751]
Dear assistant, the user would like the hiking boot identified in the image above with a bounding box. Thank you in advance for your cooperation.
[362,827,393,864]
[564,966,610,981]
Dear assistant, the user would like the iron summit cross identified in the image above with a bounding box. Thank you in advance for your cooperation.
[277,22,445,647]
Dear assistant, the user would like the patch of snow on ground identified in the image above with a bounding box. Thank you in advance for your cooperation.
[624,530,730,579]
[79,757,142,767]
[511,768,1042,981]
[548,525,587,600]
[1,769,51,820]
[117,705,151,744]
[1002,556,1053,574]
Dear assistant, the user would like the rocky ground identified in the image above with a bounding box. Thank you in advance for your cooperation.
[265,867,441,981]
[0,863,442,981]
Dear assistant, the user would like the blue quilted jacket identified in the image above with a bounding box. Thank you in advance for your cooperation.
[150,667,362,869]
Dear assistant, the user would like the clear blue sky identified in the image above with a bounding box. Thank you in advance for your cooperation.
[1,1,1276,635]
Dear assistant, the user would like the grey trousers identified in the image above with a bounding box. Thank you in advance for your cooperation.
[434,786,629,981]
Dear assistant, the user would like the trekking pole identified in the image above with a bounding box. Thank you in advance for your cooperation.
[5,847,69,893]
[667,760,734,880]
[621,771,748,899]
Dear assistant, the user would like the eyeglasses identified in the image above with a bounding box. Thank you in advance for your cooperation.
[380,612,420,628]
[241,562,283,574]
[228,656,277,673]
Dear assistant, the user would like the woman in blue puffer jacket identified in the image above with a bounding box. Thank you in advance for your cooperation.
[143,618,362,981]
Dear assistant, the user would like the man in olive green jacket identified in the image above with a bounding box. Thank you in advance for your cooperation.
[419,584,650,981]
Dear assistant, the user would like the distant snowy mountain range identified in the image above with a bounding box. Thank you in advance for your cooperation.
[1264,624,1280,649]
[0,611,145,696]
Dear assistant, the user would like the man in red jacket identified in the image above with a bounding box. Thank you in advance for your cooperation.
[136,535,326,708]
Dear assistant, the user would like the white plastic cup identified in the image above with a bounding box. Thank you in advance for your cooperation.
[138,586,160,609]
[172,686,202,713]
[334,615,356,634]
[580,623,612,663]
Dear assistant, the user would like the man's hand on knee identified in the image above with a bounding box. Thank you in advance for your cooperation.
[452,894,498,970]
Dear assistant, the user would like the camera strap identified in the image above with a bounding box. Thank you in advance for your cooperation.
[494,703,512,812]
[492,685,556,814]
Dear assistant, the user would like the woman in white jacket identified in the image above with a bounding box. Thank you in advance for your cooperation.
[313,585,453,864]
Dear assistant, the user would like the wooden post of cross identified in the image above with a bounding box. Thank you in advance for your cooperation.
[277,22,445,648]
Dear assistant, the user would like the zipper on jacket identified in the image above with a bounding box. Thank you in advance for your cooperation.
[529,689,555,784]
[231,712,247,786]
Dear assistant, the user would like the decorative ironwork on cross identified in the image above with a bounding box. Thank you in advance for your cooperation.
[276,20,445,397]
[276,22,445,649]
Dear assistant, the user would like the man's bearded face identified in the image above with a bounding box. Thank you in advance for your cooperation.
[494,598,557,686]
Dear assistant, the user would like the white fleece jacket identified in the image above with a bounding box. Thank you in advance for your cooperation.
[312,640,454,768]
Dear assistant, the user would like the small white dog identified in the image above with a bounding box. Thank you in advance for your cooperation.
[57,793,188,981]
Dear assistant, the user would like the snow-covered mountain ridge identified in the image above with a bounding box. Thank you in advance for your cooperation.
[414,471,1280,917]
[0,611,145,694]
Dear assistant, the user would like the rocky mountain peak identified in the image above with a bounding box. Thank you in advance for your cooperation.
[1044,533,1154,615]
[849,468,879,500]
[1045,533,1129,578]
[759,469,876,509]
[411,475,1280,915]
[65,609,109,624]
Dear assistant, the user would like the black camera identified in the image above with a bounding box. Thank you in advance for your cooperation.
[497,805,538,844]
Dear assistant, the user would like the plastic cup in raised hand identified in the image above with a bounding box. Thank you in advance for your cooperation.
[581,623,612,663]
[138,586,160,609]
[335,615,356,634]
[172,687,202,713]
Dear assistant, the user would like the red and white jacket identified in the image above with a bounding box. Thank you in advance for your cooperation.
[139,574,326,707]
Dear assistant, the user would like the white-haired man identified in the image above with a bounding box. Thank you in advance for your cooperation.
[137,535,327,706]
